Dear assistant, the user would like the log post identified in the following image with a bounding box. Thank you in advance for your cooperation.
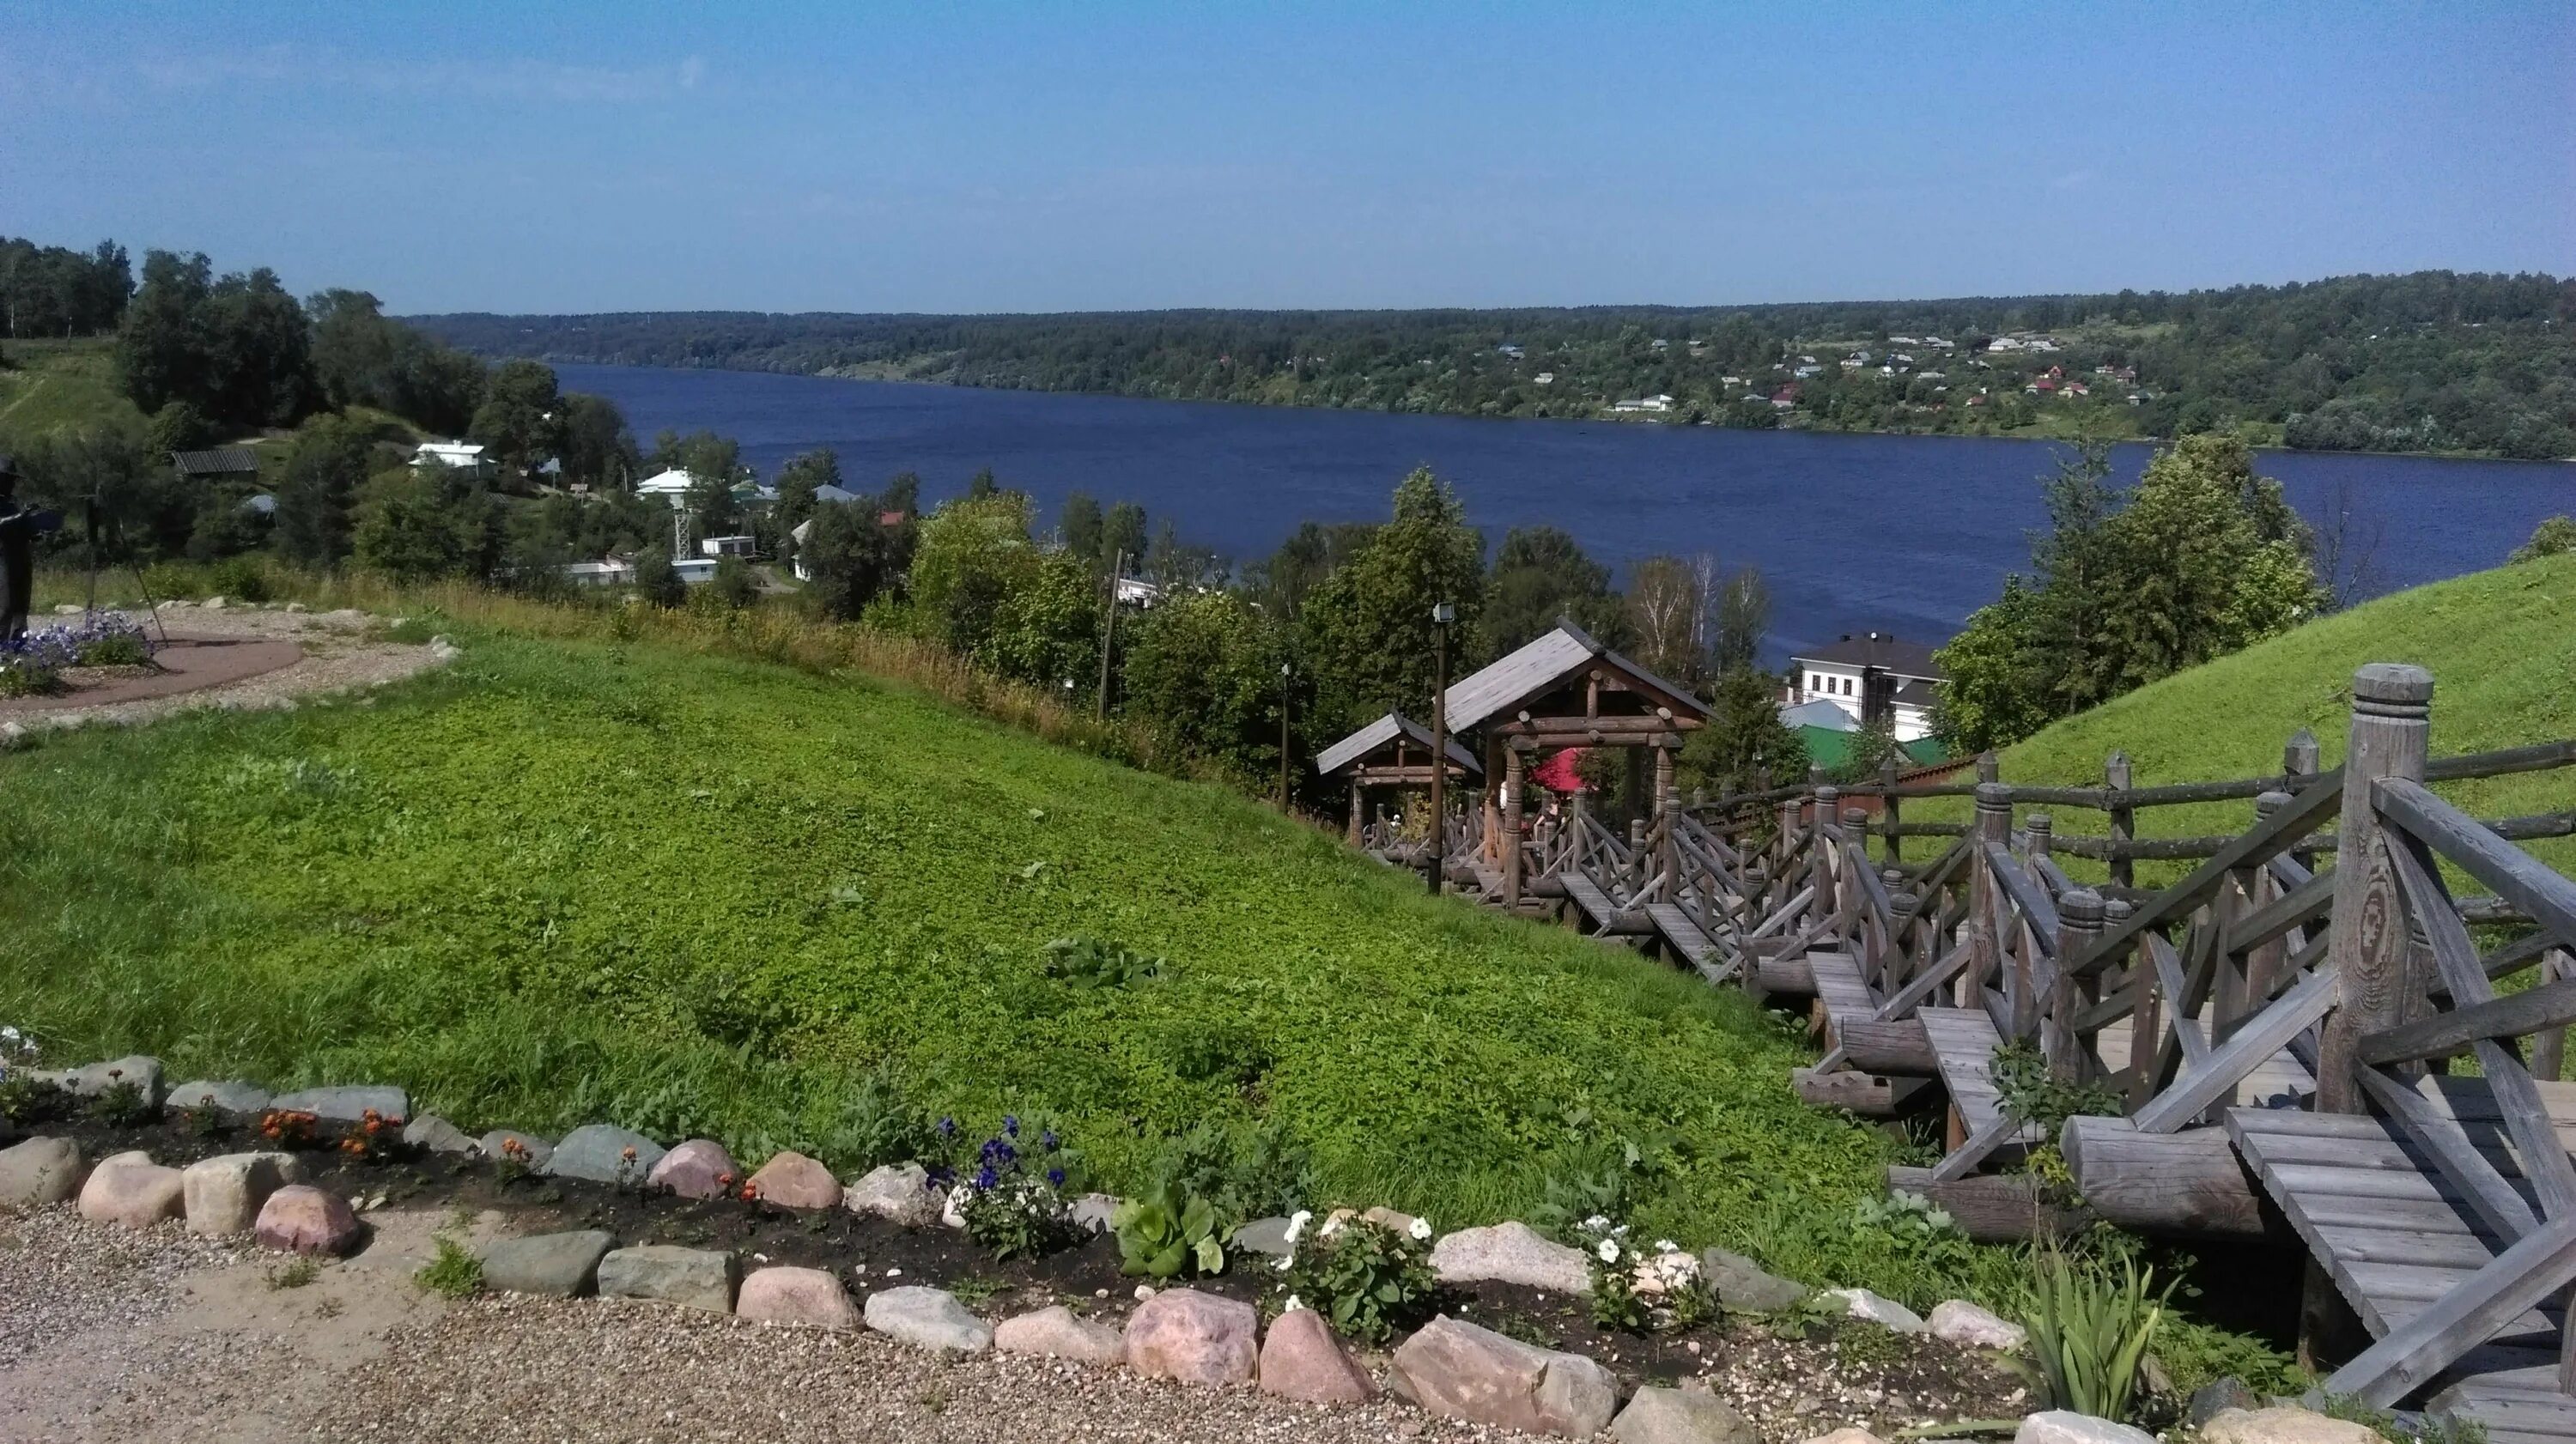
[2535,948,2572,1083]
[2318,664,2433,1112]
[2026,811,2053,862]
[2105,750,2135,891]
[2054,889,2106,1081]
[1503,745,1527,909]
[1880,754,1904,868]
[1813,785,1841,928]
[2241,791,2293,1012]
[1970,780,2014,1004]
[1347,779,1365,846]
[1886,887,1919,995]
[1654,741,1678,891]
[2285,727,2323,872]
[1977,750,2000,786]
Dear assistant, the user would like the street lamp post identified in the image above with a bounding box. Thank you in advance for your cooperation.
[1278,660,1292,813]
[1426,602,1455,895]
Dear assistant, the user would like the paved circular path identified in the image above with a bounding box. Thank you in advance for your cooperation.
[0,636,305,716]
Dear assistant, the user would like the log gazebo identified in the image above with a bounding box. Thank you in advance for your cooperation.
[1315,711,1482,855]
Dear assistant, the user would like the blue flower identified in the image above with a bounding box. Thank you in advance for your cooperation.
[937,1116,957,1138]
[974,1165,999,1191]
[1040,1129,1059,1152]
[1047,1168,1066,1187]
[1003,1114,1020,1138]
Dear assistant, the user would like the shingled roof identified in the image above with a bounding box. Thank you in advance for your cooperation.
[1440,619,1707,732]
[1315,712,1482,779]
[169,447,259,479]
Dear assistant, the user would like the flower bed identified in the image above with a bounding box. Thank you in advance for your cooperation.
[0,613,159,696]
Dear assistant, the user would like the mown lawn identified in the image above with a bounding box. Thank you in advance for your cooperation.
[1916,551,2576,885]
[0,622,2026,1309]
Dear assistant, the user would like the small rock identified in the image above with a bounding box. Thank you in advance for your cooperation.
[41,1054,165,1107]
[1259,1306,1376,1404]
[78,1153,185,1229]
[1431,1220,1593,1295]
[1133,1283,1157,1301]
[266,1084,408,1125]
[543,1125,665,1184]
[401,1115,477,1155]
[204,596,228,610]
[738,1265,860,1330]
[993,1305,1125,1365]
[844,1162,939,1225]
[52,604,79,615]
[1823,1287,1926,1333]
[163,1076,269,1122]
[647,1139,740,1200]
[477,1130,553,1167]
[1070,1191,1119,1235]
[1231,1216,1296,1259]
[254,1184,361,1255]
[1391,1314,1619,1438]
[598,1244,737,1313]
[181,1151,302,1235]
[0,1137,85,1212]
[1126,1288,1260,1386]
[864,1285,993,1352]
[1804,1430,1888,1444]
[2190,1379,2262,1427]
[479,1229,617,1297]
[1611,1386,1757,1444]
[1929,1299,2026,1350]
[2202,1407,2390,1444]
[1700,1247,1807,1313]
[744,1150,841,1209]
[2015,1411,2160,1444]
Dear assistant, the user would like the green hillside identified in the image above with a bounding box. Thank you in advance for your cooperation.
[0,617,2020,1307]
[0,337,147,438]
[1923,551,2576,879]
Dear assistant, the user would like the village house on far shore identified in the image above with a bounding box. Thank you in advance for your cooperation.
[1782,631,1946,745]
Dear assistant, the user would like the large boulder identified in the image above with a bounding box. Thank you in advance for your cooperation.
[647,1139,740,1200]
[402,1115,477,1156]
[2202,1407,2390,1444]
[1611,1386,1758,1444]
[993,1305,1124,1365]
[544,1125,665,1184]
[166,1080,271,1119]
[254,1184,361,1255]
[1824,1287,1926,1333]
[1389,1314,1619,1438]
[266,1085,408,1125]
[1125,1288,1259,1386]
[1230,1216,1296,1259]
[738,1265,860,1330]
[1258,1306,1376,1404]
[2189,1379,2261,1427]
[864,1285,993,1352]
[43,1055,164,1108]
[1701,1247,1807,1313]
[843,1163,939,1225]
[479,1229,617,1297]
[77,1151,185,1229]
[1431,1221,1592,1294]
[744,1150,841,1210]
[598,1245,737,1312]
[1929,1299,2026,1350]
[2016,1411,2160,1444]
[181,1151,303,1235]
[0,1137,85,1212]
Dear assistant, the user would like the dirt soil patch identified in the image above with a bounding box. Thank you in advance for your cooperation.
[0,604,447,734]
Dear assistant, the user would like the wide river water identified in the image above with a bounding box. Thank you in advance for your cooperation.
[556,363,2573,657]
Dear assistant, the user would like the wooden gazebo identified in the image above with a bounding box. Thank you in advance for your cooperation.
[1314,711,1482,851]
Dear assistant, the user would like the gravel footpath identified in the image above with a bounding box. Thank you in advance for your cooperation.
[1,604,447,736]
[0,1210,249,1370]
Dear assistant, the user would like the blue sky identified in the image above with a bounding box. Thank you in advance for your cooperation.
[5,3,2569,314]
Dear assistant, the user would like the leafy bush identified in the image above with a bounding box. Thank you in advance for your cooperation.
[1151,1120,1317,1232]
[208,555,272,604]
[1273,1211,1438,1344]
[92,1077,156,1126]
[934,1116,1079,1261]
[2512,515,2576,565]
[1042,936,1163,989]
[1112,1181,1226,1279]
[2014,1247,2176,1423]
[1573,1216,1716,1333]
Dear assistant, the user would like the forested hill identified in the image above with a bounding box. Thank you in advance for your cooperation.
[412,270,2576,458]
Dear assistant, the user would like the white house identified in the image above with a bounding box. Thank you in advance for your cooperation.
[635,468,698,508]
[1610,393,1674,414]
[1785,632,1947,743]
[1534,372,1556,385]
[411,441,491,476]
[701,535,756,559]
[672,558,719,586]
[562,558,638,588]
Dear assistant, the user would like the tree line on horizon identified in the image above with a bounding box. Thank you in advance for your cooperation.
[410,269,2576,460]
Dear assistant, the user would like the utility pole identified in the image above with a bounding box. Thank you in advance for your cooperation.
[1097,549,1123,719]
[1278,660,1292,813]
[1426,602,1455,895]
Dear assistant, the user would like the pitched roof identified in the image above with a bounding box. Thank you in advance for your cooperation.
[1315,712,1481,779]
[170,447,258,476]
[1778,697,1858,732]
[1790,632,1944,680]
[811,483,863,504]
[1441,619,1708,732]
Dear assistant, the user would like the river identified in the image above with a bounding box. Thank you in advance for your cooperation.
[555,363,2573,657]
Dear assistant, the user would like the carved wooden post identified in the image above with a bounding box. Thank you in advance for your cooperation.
[1887,887,1919,994]
[2025,810,2053,862]
[2105,750,2135,891]
[1879,754,1904,868]
[1812,785,1841,930]
[1970,780,2013,1005]
[1977,751,2000,786]
[2285,727,2323,872]
[2054,888,2106,1081]
[2318,663,2433,1113]
[1502,744,1527,910]
[1654,741,1678,893]
[1347,779,1365,846]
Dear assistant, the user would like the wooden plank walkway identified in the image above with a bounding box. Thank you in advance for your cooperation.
[2228,1102,2575,1441]
[1918,1006,2042,1178]
[1561,874,1622,933]
[1645,903,1729,982]
[2089,1015,2318,1109]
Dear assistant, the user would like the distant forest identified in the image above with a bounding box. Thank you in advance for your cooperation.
[413,270,2576,459]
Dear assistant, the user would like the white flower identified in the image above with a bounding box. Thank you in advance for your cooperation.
[1408,1217,1432,1241]
[1582,1214,1610,1231]
[1274,1256,1293,1272]
[1284,1209,1312,1246]
[1320,1216,1343,1237]
[1655,1240,1679,1253]
[1596,1239,1621,1264]
[1282,1294,1305,1313]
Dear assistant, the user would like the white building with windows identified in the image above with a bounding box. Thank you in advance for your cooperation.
[1783,632,1946,743]
[411,441,492,476]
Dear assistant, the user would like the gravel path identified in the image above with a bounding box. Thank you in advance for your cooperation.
[0,604,448,737]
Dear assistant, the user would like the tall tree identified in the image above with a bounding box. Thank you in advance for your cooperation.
[468,359,566,477]
[799,495,896,620]
[273,415,377,567]
[772,446,843,533]
[1484,525,1621,654]
[1297,467,1486,734]
[1060,491,1103,566]
[1100,500,1148,572]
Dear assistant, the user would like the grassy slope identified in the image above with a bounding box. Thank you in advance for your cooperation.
[0,620,2029,1307]
[0,337,146,438]
[1921,552,2576,881]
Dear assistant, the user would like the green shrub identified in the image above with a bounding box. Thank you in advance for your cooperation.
[92,1077,157,1126]
[1274,1214,1437,1344]
[1151,1120,1317,1232]
[414,1235,484,1299]
[2014,1247,2176,1423]
[1042,936,1163,989]
[207,555,272,604]
[1112,1181,1225,1279]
